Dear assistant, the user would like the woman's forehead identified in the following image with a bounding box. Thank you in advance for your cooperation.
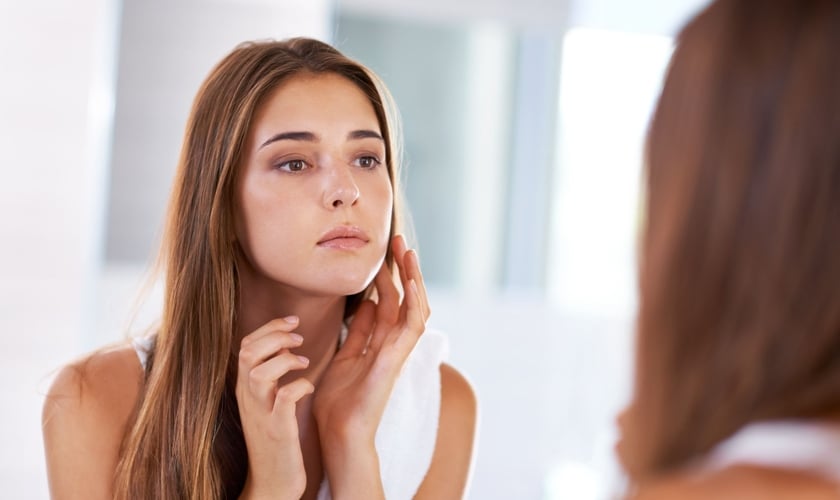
[252,73,381,134]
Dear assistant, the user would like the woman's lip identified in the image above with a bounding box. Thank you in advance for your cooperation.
[317,237,368,249]
[318,225,370,244]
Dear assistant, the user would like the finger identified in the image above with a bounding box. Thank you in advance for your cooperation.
[397,279,425,352]
[393,237,412,324]
[341,300,376,357]
[247,352,310,406]
[240,315,300,347]
[405,249,431,321]
[273,377,315,414]
[378,279,425,370]
[375,277,425,356]
[396,248,426,323]
[392,234,409,290]
[369,264,400,352]
[238,330,304,370]
[373,261,400,324]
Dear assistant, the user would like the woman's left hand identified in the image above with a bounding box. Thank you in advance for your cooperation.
[312,234,430,495]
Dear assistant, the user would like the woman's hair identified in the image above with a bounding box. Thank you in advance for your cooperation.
[625,0,840,479]
[113,38,405,498]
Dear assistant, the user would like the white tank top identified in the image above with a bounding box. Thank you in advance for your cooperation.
[701,420,840,483]
[133,328,448,499]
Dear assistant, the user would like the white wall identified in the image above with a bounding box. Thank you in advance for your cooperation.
[339,0,568,30]
[429,291,634,499]
[105,0,331,264]
[0,1,118,496]
[341,0,710,35]
[570,0,710,34]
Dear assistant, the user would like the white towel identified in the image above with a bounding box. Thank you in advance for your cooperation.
[701,419,840,483]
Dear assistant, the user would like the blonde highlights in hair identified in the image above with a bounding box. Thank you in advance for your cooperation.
[113,38,405,498]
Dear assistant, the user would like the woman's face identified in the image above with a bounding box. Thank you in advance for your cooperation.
[234,72,393,297]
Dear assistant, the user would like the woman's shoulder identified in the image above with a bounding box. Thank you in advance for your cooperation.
[439,363,477,424]
[632,465,840,500]
[42,342,146,495]
[413,363,477,498]
[44,342,144,417]
[411,327,476,424]
[43,343,145,452]
[437,362,478,467]
[418,327,476,430]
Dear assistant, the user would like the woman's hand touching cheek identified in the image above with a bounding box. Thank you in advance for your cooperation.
[313,235,431,499]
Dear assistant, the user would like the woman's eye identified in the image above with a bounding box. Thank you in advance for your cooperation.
[354,156,381,169]
[277,159,308,172]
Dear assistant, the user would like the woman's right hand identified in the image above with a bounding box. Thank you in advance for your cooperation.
[236,316,313,500]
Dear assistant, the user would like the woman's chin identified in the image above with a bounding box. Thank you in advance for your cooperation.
[265,264,379,299]
[315,274,374,298]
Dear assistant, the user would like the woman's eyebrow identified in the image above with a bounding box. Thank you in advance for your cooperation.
[258,129,383,150]
[348,129,383,141]
[259,131,317,149]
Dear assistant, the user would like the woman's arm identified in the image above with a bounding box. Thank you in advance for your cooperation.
[414,363,478,500]
[42,346,142,500]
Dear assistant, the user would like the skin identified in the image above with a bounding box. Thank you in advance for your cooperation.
[42,73,477,499]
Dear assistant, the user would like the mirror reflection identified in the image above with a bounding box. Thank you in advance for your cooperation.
[3,0,709,497]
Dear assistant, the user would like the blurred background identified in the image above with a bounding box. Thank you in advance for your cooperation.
[0,0,708,497]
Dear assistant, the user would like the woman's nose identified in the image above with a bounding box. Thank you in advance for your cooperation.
[323,165,360,209]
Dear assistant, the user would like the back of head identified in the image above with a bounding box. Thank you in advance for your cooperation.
[625,0,840,480]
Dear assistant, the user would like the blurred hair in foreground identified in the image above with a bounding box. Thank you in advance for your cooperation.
[622,0,840,481]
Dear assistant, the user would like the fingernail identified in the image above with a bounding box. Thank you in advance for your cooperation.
[297,355,310,365]
[284,315,299,324]
[290,333,304,343]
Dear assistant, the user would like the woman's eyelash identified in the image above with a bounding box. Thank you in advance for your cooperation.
[273,155,381,172]
[354,156,381,169]
[275,159,308,172]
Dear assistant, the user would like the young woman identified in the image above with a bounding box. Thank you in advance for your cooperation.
[43,38,476,499]
[618,0,840,498]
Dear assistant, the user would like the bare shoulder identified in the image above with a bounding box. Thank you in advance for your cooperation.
[43,343,145,499]
[44,343,144,424]
[633,465,840,500]
[415,363,478,499]
[439,362,478,426]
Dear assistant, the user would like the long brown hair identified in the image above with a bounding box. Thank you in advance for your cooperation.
[625,0,840,480]
[113,38,405,499]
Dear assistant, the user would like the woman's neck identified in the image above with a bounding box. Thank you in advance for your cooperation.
[236,279,347,387]
[234,271,350,496]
